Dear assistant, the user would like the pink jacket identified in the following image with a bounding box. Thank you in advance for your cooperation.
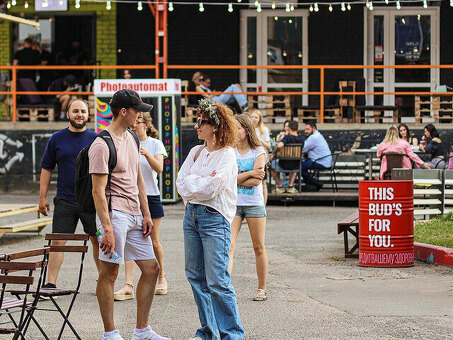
[377,140,424,179]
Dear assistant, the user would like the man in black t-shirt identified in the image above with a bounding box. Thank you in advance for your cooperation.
[271,120,304,193]
[13,38,41,81]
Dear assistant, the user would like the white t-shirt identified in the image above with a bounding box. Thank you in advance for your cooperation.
[255,127,270,143]
[176,146,238,224]
[140,137,167,196]
[235,146,266,206]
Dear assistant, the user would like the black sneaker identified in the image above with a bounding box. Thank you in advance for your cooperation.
[39,283,57,300]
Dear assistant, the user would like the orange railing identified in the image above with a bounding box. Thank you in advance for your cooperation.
[2,64,453,123]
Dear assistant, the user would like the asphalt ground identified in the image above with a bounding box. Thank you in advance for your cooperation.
[0,194,452,340]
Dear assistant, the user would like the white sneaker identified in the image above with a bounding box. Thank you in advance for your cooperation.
[103,333,124,340]
[131,328,171,340]
[189,337,203,340]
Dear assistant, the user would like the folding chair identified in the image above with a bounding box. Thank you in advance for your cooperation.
[310,152,340,192]
[10,233,90,340]
[0,247,49,340]
[269,144,303,192]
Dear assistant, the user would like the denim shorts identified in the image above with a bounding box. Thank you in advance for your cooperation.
[235,205,267,218]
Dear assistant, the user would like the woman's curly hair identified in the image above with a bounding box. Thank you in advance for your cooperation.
[199,101,237,148]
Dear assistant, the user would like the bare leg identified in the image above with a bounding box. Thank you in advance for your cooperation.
[273,170,283,187]
[97,261,119,332]
[59,94,71,112]
[228,215,243,274]
[246,217,268,292]
[288,172,297,187]
[262,180,268,205]
[90,236,100,273]
[151,218,166,285]
[134,259,159,329]
[47,240,66,285]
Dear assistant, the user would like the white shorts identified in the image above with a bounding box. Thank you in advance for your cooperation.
[96,209,155,264]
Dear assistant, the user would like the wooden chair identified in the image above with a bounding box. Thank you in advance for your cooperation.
[9,234,89,340]
[269,144,303,192]
[380,152,409,180]
[0,247,49,339]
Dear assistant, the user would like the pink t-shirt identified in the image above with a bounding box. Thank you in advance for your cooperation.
[377,140,424,179]
[88,128,141,215]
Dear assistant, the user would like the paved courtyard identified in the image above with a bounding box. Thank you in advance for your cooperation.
[0,194,452,339]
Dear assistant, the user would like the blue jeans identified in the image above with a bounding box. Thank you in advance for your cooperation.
[184,203,244,340]
[211,84,247,108]
[301,160,327,185]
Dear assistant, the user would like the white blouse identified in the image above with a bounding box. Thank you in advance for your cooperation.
[176,145,238,224]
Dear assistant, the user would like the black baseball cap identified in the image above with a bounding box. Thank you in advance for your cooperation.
[109,89,153,112]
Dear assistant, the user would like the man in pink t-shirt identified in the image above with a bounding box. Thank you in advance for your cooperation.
[89,89,170,340]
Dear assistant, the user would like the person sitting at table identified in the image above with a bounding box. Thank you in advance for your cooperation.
[377,125,429,179]
[419,123,446,169]
[398,123,418,146]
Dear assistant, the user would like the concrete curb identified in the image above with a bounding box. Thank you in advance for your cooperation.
[414,242,453,266]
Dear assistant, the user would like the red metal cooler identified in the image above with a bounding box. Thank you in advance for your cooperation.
[359,180,414,267]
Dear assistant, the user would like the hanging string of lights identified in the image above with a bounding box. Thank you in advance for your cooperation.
[5,0,453,11]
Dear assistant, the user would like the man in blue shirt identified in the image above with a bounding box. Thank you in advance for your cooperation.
[302,122,332,191]
[39,98,99,290]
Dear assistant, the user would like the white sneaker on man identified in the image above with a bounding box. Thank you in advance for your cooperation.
[103,332,124,340]
[131,328,170,340]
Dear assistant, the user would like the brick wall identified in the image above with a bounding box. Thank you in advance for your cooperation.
[0,1,116,79]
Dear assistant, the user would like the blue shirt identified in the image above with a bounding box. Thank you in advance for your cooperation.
[41,128,97,199]
[302,130,332,168]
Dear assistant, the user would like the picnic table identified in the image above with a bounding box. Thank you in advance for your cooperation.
[0,204,52,238]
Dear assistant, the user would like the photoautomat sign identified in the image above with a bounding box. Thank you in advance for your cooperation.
[93,79,181,203]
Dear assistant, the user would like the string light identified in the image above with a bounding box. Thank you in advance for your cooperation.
[237,0,241,2]
[42,0,49,8]
[329,4,333,12]
[341,2,346,11]
[423,0,427,8]
[106,0,111,10]
[365,0,369,8]
[290,3,294,11]
[274,16,278,21]
[271,1,276,9]
[285,2,290,12]
[396,0,401,9]
[228,3,233,12]
[450,0,453,7]
[385,0,389,4]
[369,1,373,10]
[309,4,313,12]
[347,2,351,10]
[11,0,16,6]
[199,2,204,12]
[75,0,80,9]
[59,0,63,5]
[137,1,143,11]
[7,1,11,8]
[256,2,262,12]
[24,1,29,8]
[168,2,174,11]
[314,2,319,12]
[254,0,258,6]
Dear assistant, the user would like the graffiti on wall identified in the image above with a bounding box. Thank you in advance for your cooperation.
[0,134,25,174]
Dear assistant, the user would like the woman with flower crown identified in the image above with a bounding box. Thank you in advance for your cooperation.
[176,99,245,340]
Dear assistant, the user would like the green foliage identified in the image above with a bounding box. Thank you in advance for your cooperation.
[414,213,453,248]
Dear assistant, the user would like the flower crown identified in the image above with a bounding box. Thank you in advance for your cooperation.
[197,98,220,126]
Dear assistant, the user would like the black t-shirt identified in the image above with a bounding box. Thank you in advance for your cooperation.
[14,48,41,80]
[279,134,304,170]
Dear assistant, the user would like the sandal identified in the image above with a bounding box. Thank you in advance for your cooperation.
[155,275,167,295]
[252,288,267,301]
[114,283,134,301]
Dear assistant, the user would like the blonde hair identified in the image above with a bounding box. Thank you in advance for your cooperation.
[191,71,202,85]
[235,113,261,149]
[250,109,268,137]
[141,111,158,138]
[383,125,400,144]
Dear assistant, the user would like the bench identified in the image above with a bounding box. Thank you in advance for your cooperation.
[337,211,359,257]
[0,204,52,238]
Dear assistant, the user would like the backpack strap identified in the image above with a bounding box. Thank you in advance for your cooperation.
[127,128,140,152]
[193,145,205,162]
[97,130,117,212]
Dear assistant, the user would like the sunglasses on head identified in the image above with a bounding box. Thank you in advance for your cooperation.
[196,118,211,128]
[199,78,204,81]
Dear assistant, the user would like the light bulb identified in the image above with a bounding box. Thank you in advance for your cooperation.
[271,1,276,9]
[341,2,346,11]
[7,1,11,8]
[423,0,427,8]
[75,0,80,9]
[369,1,373,10]
[137,1,143,11]
[254,0,258,6]
[106,0,111,10]
[314,2,319,12]
[366,0,369,8]
[290,4,294,11]
[199,2,204,12]
[385,0,389,4]
[309,4,313,12]
[42,0,48,8]
[285,2,290,12]
[228,3,233,12]
[168,2,174,11]
[274,16,278,21]
[257,3,261,12]
[24,1,29,8]
[347,2,351,10]
[396,0,401,9]
[237,0,241,2]
[329,4,333,12]
[59,0,63,5]
[11,0,16,6]
[451,0,453,7]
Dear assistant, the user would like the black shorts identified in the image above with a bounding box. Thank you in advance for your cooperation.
[148,195,164,219]
[52,197,96,236]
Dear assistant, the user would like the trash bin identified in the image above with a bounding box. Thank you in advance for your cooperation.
[359,180,414,267]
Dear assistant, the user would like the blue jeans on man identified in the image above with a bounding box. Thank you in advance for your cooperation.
[302,159,327,187]
[211,84,247,108]
[183,203,244,340]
